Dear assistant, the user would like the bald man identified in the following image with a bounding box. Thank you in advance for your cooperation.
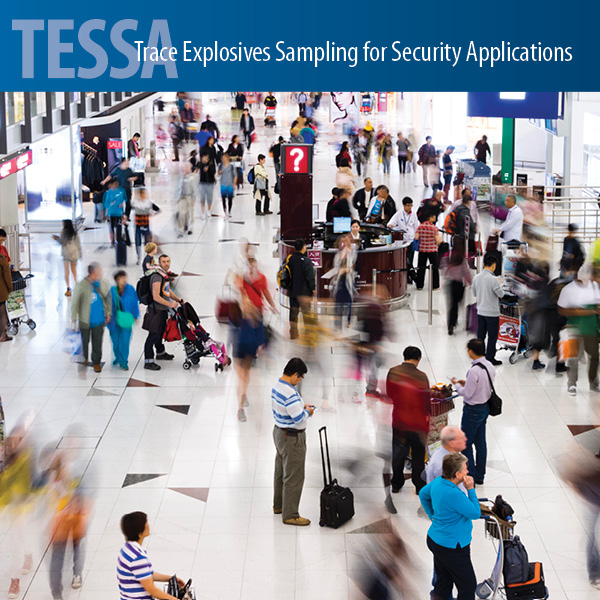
[425,426,467,486]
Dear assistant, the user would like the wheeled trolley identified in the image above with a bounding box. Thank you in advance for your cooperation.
[498,300,531,365]
[6,273,36,336]
[264,107,276,127]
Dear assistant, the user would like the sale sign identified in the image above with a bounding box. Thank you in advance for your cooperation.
[107,139,123,149]
[282,144,312,174]
[0,149,32,180]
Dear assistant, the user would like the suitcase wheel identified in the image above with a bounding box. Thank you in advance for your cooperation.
[27,319,36,330]
[183,361,191,370]
[319,520,325,527]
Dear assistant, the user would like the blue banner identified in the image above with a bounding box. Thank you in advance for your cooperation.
[467,93,562,119]
[0,0,595,91]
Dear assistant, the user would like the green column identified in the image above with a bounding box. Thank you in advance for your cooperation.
[501,118,515,184]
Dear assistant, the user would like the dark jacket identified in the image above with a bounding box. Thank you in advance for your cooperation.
[0,255,12,303]
[562,236,585,271]
[202,119,220,140]
[288,251,316,298]
[240,114,255,133]
[200,144,219,168]
[455,203,476,240]
[326,197,338,223]
[198,161,216,184]
[180,107,194,123]
[235,93,246,109]
[386,362,431,433]
[417,198,443,223]
[418,143,437,165]
[227,143,244,161]
[331,198,351,219]
[353,187,375,220]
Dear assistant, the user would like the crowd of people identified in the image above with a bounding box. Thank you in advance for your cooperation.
[4,93,600,600]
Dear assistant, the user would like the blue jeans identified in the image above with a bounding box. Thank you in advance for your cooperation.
[587,505,600,582]
[477,315,499,361]
[461,402,490,482]
[382,156,391,174]
[135,225,151,260]
[110,326,133,367]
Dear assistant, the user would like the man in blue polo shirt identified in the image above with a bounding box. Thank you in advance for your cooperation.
[272,357,314,526]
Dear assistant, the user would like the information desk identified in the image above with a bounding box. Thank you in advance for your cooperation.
[279,222,409,311]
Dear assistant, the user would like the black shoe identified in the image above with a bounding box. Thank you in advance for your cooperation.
[448,327,454,336]
[490,359,503,366]
[475,479,484,485]
[144,362,161,371]
[264,210,273,215]
[255,211,264,216]
[156,352,174,361]
[556,362,568,373]
[391,487,401,494]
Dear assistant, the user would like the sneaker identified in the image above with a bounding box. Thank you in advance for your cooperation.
[365,390,380,398]
[120,364,129,371]
[65,288,71,297]
[283,516,310,526]
[242,395,249,407]
[8,579,19,599]
[591,382,600,393]
[136,259,140,265]
[591,579,600,590]
[237,408,247,422]
[490,359,503,366]
[532,359,546,370]
[568,385,577,396]
[255,211,264,216]
[71,575,82,589]
[113,359,119,366]
[93,364,102,373]
[188,230,193,235]
[21,555,32,575]
[144,362,161,371]
[156,352,174,361]
[556,362,568,373]
[264,210,273,215]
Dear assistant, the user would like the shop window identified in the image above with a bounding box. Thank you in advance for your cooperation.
[31,92,46,117]
[5,92,25,125]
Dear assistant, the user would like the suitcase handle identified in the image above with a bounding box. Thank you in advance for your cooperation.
[319,426,333,487]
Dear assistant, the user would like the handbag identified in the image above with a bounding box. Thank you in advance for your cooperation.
[473,362,502,416]
[142,305,162,333]
[113,288,135,329]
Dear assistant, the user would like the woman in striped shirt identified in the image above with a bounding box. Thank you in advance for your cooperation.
[117,511,183,600]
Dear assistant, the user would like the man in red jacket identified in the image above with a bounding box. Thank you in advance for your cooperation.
[386,346,431,496]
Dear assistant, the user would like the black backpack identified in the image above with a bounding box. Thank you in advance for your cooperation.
[503,536,530,585]
[136,274,154,305]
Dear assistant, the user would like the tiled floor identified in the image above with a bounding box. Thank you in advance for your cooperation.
[1,95,599,600]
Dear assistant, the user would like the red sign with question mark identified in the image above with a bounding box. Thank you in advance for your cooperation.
[283,145,309,174]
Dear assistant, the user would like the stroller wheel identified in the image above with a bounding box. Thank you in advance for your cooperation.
[192,358,200,365]
[183,361,191,370]
[509,352,518,365]
[27,319,36,331]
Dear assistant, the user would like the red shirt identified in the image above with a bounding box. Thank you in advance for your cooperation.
[416,222,439,253]
[0,246,10,264]
[242,273,268,309]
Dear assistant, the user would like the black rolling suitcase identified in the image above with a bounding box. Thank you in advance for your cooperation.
[116,223,128,266]
[505,562,547,600]
[319,426,354,528]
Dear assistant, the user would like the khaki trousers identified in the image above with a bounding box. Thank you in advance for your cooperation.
[273,426,307,521]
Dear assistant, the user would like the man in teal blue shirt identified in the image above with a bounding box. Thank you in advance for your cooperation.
[419,452,480,600]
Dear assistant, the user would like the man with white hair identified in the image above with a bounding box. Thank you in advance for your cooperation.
[425,426,467,486]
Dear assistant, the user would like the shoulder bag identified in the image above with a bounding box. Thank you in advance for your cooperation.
[113,288,135,329]
[473,362,502,416]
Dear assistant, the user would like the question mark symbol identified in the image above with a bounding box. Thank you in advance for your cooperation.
[290,148,303,172]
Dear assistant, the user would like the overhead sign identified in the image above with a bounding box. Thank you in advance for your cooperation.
[281,144,312,174]
[467,92,561,119]
[307,249,322,269]
[0,149,32,180]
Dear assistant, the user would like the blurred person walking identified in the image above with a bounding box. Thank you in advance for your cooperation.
[131,188,159,263]
[271,357,314,526]
[70,263,111,373]
[442,146,455,196]
[102,178,127,246]
[108,271,140,371]
[233,295,266,422]
[227,135,244,188]
[451,339,495,485]
[442,239,472,335]
[52,219,82,297]
[414,212,442,290]
[287,239,316,340]
[176,163,196,236]
[379,134,393,175]
[240,108,255,149]
[557,266,600,395]
[168,115,182,161]
[197,153,216,220]
[561,223,585,275]
[336,141,352,169]
[419,452,480,600]
[218,153,237,219]
[474,134,491,164]
[332,235,357,329]
[336,158,355,195]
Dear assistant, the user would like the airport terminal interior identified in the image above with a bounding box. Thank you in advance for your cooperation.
[1,91,600,600]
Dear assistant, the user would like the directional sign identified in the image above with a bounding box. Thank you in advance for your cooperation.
[307,249,322,268]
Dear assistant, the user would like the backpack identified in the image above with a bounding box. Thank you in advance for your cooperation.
[247,167,255,184]
[136,273,154,306]
[444,210,458,235]
[503,536,530,585]
[277,256,292,290]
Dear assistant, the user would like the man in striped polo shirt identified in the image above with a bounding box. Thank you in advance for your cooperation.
[272,357,315,526]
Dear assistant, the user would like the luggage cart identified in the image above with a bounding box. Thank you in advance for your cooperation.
[6,273,36,336]
[426,390,457,458]
[498,300,531,365]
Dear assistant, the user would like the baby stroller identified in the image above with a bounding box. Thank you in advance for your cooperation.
[172,302,231,372]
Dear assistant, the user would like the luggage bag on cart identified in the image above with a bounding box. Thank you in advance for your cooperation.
[505,562,547,600]
[466,303,478,333]
[319,426,354,529]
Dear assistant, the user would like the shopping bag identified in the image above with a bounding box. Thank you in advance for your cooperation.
[558,328,579,362]
[64,329,83,362]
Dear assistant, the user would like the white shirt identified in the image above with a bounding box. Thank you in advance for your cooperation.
[558,280,600,309]
[387,208,419,242]
[499,204,523,242]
